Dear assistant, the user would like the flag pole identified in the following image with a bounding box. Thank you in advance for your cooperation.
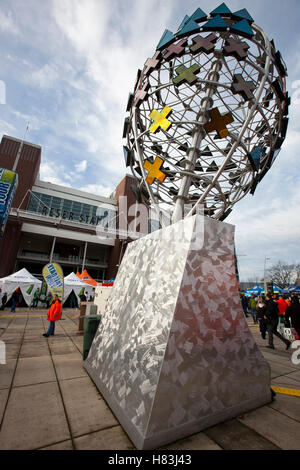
[12,122,30,172]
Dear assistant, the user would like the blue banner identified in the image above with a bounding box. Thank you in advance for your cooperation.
[0,168,18,238]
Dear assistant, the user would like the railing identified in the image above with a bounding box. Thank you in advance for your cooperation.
[9,208,152,240]
[9,208,117,241]
[17,252,108,267]
[53,254,80,262]
[18,251,49,260]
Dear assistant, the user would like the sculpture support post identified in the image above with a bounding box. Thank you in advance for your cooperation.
[172,57,223,224]
[84,214,271,450]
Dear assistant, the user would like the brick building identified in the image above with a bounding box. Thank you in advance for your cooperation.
[0,135,157,281]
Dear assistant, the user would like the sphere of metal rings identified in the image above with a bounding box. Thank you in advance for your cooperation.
[123,10,289,225]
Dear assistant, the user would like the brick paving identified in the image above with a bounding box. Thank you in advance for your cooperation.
[0,309,300,450]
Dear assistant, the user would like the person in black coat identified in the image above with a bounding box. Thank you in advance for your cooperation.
[11,288,20,313]
[285,296,300,339]
[0,292,7,310]
[263,293,291,350]
[256,297,267,339]
[240,293,249,317]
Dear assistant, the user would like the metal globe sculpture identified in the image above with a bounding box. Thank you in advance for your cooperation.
[123,3,289,224]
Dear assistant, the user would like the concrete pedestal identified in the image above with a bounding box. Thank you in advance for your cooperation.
[84,215,271,449]
[93,286,112,316]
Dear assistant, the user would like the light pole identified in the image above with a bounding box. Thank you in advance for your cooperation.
[235,254,247,290]
[12,122,30,172]
[264,257,271,293]
[235,254,247,271]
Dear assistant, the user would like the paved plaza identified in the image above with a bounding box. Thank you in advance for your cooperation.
[0,309,300,451]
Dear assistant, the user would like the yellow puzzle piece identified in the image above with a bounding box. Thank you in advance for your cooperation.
[149,106,172,133]
[143,156,166,185]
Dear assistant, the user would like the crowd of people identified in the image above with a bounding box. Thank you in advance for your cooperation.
[0,287,94,311]
[240,292,300,350]
[0,287,22,312]
[0,286,95,339]
[2,284,299,348]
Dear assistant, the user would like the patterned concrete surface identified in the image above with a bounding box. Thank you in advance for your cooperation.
[0,308,299,451]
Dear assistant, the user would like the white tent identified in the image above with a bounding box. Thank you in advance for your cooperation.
[63,272,94,303]
[0,268,42,306]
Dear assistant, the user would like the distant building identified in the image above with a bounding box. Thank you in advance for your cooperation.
[0,135,157,281]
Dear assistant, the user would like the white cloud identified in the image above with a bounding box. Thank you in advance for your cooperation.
[30,63,60,89]
[49,0,177,182]
[79,183,114,198]
[10,109,42,133]
[39,161,72,187]
[0,9,18,35]
[228,166,300,280]
[75,160,87,173]
[52,0,110,55]
[0,119,16,136]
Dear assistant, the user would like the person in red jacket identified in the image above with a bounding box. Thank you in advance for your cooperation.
[43,295,62,337]
[285,296,300,340]
[274,295,288,324]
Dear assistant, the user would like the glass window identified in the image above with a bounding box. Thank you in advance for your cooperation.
[27,197,39,212]
[51,197,61,209]
[63,199,72,210]
[26,192,116,226]
[82,203,90,213]
[40,195,52,210]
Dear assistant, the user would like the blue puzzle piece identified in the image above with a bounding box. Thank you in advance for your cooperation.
[177,15,190,31]
[232,8,254,23]
[249,147,262,171]
[231,19,254,38]
[156,29,175,50]
[202,14,228,31]
[123,146,132,167]
[177,18,200,37]
[210,2,232,17]
[189,7,207,23]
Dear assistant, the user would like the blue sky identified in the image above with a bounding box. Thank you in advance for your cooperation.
[0,0,299,281]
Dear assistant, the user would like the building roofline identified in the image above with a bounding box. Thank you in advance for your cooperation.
[33,179,117,206]
[2,134,42,150]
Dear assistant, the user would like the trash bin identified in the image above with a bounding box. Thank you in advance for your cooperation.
[79,302,97,330]
[83,315,101,360]
[86,304,98,316]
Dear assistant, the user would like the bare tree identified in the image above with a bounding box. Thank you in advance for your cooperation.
[294,264,300,282]
[266,261,298,288]
[246,276,262,284]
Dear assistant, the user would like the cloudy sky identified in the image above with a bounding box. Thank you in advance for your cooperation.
[0,0,299,281]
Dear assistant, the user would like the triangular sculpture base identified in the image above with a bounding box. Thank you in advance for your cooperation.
[84,215,271,450]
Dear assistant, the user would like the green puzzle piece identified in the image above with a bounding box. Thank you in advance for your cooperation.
[173,64,200,86]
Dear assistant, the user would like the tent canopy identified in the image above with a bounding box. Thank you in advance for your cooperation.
[0,268,42,306]
[65,272,88,286]
[63,272,94,302]
[77,269,98,287]
[244,285,263,295]
[289,286,300,293]
[261,284,283,294]
[272,284,282,292]
[281,286,300,293]
[245,284,285,296]
[0,267,41,284]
